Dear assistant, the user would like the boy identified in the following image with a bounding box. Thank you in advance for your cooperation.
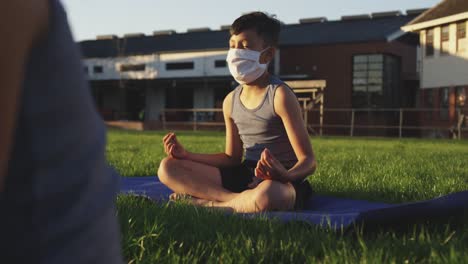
[158,12,316,213]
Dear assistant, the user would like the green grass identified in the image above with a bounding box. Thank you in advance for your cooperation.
[109,129,468,263]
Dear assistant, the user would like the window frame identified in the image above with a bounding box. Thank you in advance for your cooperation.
[457,21,466,53]
[440,25,450,55]
[351,54,388,108]
[426,28,435,57]
[439,87,450,120]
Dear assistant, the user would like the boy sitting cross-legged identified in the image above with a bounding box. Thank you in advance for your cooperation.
[158,12,316,213]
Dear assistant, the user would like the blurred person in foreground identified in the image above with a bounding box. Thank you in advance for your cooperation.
[0,1,123,263]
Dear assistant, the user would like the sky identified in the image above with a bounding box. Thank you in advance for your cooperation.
[62,0,441,41]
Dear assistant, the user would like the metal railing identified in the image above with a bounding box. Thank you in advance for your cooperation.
[161,107,467,139]
[307,108,466,139]
[161,108,224,131]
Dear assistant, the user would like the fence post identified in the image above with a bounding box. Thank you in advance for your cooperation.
[457,108,462,140]
[350,109,355,137]
[193,110,197,131]
[162,110,166,131]
[319,102,323,136]
[399,108,403,138]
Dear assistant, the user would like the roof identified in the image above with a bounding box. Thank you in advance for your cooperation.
[80,30,230,58]
[80,14,418,58]
[407,0,468,25]
[280,15,416,46]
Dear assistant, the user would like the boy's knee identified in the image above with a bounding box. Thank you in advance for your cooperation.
[254,180,294,211]
[157,157,177,183]
[252,180,276,211]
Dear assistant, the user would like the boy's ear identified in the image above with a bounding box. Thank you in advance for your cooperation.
[260,47,276,64]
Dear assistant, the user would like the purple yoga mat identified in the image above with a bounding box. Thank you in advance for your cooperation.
[120,177,468,229]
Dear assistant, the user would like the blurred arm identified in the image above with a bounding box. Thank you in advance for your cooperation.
[0,1,48,192]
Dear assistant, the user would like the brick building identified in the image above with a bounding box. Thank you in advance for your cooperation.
[80,9,425,134]
[402,0,468,138]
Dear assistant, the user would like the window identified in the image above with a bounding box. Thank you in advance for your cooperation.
[426,29,434,57]
[456,87,466,107]
[83,66,88,74]
[166,62,194,70]
[120,64,146,72]
[457,21,466,53]
[441,25,450,55]
[440,87,449,120]
[424,89,434,119]
[352,54,400,108]
[93,66,103,74]
[214,60,227,68]
[426,89,434,107]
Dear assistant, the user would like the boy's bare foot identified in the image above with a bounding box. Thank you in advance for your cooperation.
[169,193,235,212]
[169,193,211,206]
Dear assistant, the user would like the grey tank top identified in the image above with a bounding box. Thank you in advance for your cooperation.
[231,76,298,168]
[0,1,122,263]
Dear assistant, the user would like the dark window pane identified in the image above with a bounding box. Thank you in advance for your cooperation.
[352,54,399,108]
[166,62,194,70]
[120,64,146,72]
[441,25,450,55]
[426,29,434,56]
[368,85,383,92]
[369,63,383,70]
[425,89,433,119]
[353,85,367,92]
[352,91,368,108]
[457,21,466,39]
[369,92,384,107]
[440,88,449,120]
[93,66,103,73]
[353,71,367,78]
[353,55,368,63]
[457,22,467,52]
[214,60,227,68]
[456,87,467,106]
[353,63,368,71]
[441,25,450,41]
[368,54,383,63]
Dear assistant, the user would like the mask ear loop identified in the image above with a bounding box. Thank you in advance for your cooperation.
[259,47,271,65]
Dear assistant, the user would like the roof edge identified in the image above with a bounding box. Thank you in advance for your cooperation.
[386,30,406,42]
[402,11,468,31]
[405,0,448,26]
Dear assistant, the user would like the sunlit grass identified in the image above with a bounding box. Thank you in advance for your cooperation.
[109,129,468,263]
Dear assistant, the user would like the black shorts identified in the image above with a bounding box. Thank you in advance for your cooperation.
[219,160,313,210]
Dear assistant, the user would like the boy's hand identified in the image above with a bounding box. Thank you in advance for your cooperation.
[254,149,289,183]
[163,132,188,159]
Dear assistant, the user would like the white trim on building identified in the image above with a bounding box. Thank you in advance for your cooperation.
[84,50,231,81]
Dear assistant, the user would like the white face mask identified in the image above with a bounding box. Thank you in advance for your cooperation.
[226,47,270,85]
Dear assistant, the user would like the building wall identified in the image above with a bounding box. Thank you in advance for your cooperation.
[83,50,230,80]
[280,41,418,108]
[280,40,418,136]
[100,87,121,111]
[420,20,468,88]
[194,86,214,109]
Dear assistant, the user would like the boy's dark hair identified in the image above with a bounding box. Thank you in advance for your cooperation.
[230,12,281,47]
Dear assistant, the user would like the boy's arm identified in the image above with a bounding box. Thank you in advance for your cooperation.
[0,1,49,192]
[184,91,244,167]
[273,85,317,182]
